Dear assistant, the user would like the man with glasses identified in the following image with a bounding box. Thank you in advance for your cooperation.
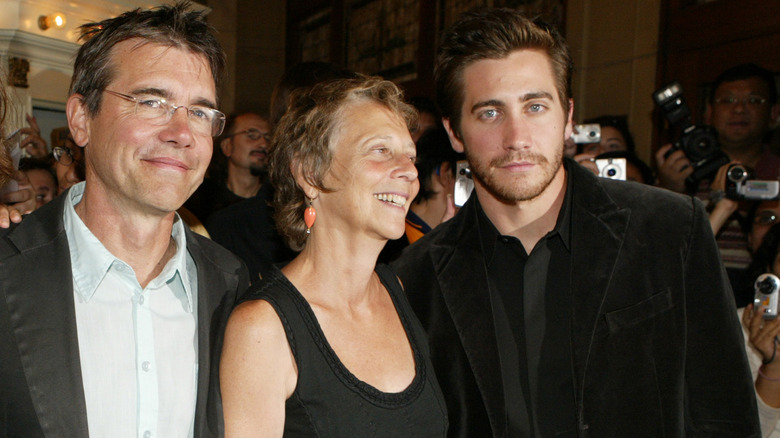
[658,63,780,193]
[0,3,248,437]
[185,112,272,223]
[658,64,780,290]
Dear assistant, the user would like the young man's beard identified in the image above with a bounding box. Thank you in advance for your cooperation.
[465,145,564,204]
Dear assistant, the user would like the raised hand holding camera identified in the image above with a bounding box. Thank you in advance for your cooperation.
[653,81,729,188]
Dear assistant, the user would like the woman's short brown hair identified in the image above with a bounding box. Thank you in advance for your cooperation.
[269,74,416,250]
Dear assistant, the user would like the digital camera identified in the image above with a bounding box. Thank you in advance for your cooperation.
[595,158,626,181]
[454,160,474,207]
[653,81,728,187]
[571,124,601,144]
[754,273,780,320]
[725,164,780,201]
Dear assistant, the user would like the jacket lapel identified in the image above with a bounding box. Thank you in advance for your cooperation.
[187,231,244,437]
[566,163,631,406]
[1,196,89,436]
[430,199,508,434]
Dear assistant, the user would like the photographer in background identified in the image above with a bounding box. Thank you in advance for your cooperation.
[657,63,780,194]
[739,223,780,437]
[657,64,780,286]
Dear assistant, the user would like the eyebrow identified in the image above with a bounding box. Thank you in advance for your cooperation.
[130,87,217,109]
[469,91,555,113]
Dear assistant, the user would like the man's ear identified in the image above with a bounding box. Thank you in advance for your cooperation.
[66,94,89,148]
[220,137,233,158]
[564,98,574,140]
[437,161,456,191]
[771,103,780,127]
[442,118,464,153]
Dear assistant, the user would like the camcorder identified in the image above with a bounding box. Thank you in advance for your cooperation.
[595,158,626,181]
[754,273,780,320]
[725,164,780,201]
[571,124,601,144]
[454,160,474,207]
[653,81,728,188]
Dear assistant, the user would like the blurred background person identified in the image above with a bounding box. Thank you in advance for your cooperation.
[408,96,439,144]
[0,76,36,221]
[19,114,48,159]
[580,114,636,156]
[752,201,780,255]
[185,111,271,223]
[52,132,85,195]
[220,76,447,436]
[19,156,56,207]
[739,223,780,437]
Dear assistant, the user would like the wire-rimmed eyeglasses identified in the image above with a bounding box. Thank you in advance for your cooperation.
[104,89,226,137]
[755,210,779,226]
[53,146,74,166]
[224,128,272,142]
[714,96,768,107]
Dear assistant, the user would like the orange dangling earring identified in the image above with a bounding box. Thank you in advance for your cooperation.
[304,197,316,234]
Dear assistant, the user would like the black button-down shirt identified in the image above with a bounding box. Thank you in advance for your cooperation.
[476,168,577,437]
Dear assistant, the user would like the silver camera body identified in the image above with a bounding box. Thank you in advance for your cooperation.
[754,273,780,320]
[454,160,474,207]
[595,158,626,181]
[571,124,601,144]
[726,164,780,201]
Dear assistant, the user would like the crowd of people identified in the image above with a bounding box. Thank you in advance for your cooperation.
[0,2,778,437]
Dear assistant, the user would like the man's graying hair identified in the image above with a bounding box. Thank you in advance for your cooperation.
[70,1,226,117]
[435,7,573,140]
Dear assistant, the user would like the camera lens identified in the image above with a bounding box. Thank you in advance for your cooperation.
[758,277,776,295]
[727,165,747,183]
[607,168,617,177]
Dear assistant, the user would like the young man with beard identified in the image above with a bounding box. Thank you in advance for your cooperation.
[185,112,271,223]
[393,8,760,437]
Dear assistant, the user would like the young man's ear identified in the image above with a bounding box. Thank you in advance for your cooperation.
[442,119,464,153]
[564,98,574,140]
[66,94,89,148]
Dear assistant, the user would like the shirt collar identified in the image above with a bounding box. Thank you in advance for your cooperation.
[62,182,194,310]
[476,164,573,264]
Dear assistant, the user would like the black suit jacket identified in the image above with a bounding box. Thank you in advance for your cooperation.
[393,159,760,437]
[0,191,249,437]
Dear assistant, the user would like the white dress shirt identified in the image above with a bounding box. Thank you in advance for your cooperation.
[64,182,199,438]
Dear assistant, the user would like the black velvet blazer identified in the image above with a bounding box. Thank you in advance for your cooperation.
[0,191,249,437]
[393,159,760,437]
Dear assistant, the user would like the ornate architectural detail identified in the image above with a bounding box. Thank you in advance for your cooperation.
[8,57,30,88]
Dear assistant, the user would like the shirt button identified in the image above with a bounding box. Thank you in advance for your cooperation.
[138,295,145,305]
[142,361,151,372]
[143,431,151,438]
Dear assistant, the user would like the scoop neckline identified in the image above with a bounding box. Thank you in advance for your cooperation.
[273,265,426,408]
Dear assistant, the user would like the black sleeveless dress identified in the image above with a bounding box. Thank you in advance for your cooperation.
[239,264,448,437]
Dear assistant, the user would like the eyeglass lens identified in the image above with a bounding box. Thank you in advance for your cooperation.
[715,96,767,106]
[104,90,225,137]
[53,147,74,165]
[755,211,778,225]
